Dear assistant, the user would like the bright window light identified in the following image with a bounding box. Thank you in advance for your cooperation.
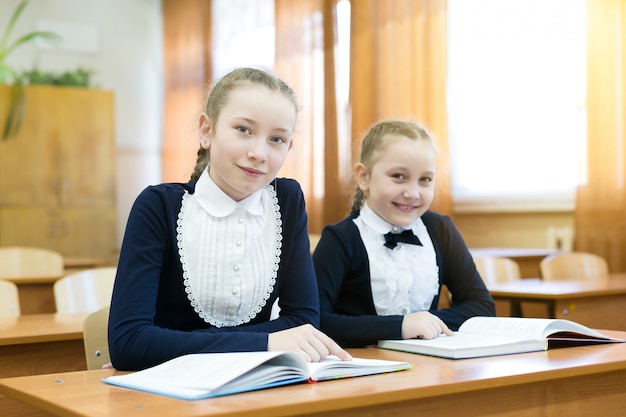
[447,0,586,212]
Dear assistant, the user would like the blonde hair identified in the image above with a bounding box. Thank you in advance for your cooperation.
[189,67,299,182]
[351,120,437,214]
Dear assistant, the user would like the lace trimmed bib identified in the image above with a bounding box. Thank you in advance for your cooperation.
[177,185,282,327]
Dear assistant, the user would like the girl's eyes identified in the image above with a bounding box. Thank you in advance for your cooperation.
[234,126,286,144]
[269,136,287,144]
[390,173,433,183]
[236,126,251,135]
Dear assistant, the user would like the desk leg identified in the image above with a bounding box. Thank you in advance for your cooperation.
[16,284,56,315]
[510,301,522,317]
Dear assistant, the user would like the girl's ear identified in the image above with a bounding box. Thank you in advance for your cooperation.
[199,113,212,149]
[354,162,369,193]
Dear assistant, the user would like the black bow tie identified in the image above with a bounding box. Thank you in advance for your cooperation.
[383,229,422,249]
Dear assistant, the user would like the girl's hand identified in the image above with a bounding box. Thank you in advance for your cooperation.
[401,311,454,340]
[268,324,352,362]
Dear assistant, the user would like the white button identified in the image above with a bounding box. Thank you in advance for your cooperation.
[392,226,399,232]
[236,240,242,246]
[233,265,240,271]
[232,288,238,295]
[238,217,244,224]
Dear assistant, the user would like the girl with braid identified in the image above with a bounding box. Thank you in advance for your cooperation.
[109,67,350,371]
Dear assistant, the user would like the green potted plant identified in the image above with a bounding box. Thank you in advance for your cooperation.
[0,0,59,140]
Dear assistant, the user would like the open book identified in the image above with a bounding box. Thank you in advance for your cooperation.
[102,351,411,400]
[378,316,625,360]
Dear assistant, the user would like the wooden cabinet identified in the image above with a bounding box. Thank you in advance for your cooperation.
[0,85,116,259]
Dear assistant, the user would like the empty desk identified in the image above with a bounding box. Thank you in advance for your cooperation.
[489,275,626,330]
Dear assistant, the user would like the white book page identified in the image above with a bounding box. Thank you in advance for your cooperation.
[459,317,620,341]
[459,317,557,340]
[106,351,294,391]
[397,332,527,349]
[306,356,409,380]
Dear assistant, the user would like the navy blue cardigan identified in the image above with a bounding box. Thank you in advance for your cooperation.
[109,178,319,370]
[313,211,496,347]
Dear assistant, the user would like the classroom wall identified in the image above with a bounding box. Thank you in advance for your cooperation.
[454,211,575,250]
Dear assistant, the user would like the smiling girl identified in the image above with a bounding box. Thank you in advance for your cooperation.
[313,120,495,348]
[108,67,350,370]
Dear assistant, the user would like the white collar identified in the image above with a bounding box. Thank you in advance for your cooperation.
[194,168,264,217]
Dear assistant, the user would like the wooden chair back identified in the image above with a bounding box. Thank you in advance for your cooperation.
[309,233,322,254]
[0,246,64,279]
[474,256,521,285]
[0,279,20,317]
[539,251,609,281]
[54,267,117,313]
[83,306,111,370]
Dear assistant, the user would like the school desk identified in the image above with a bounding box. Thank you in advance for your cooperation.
[0,313,88,416]
[469,247,560,278]
[0,313,87,377]
[0,335,625,417]
[488,275,626,330]
[3,274,63,315]
[4,257,111,315]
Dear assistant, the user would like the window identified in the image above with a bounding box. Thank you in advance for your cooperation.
[447,0,587,212]
[211,0,275,79]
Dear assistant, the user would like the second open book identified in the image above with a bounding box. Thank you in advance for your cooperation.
[102,351,411,400]
[378,316,625,359]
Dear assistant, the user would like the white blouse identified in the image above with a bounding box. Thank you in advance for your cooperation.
[177,169,282,327]
[353,204,439,316]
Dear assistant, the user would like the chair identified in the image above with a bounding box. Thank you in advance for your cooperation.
[473,256,522,317]
[309,233,322,254]
[539,252,609,281]
[445,257,521,307]
[0,279,20,317]
[473,256,521,285]
[0,246,64,279]
[53,267,117,313]
[83,306,111,370]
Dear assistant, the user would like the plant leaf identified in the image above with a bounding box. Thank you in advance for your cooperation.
[2,82,26,140]
[1,31,61,60]
[0,0,29,54]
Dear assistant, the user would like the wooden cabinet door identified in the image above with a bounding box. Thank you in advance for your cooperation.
[0,86,60,207]
[56,88,116,207]
[0,207,58,249]
[0,86,116,259]
[58,208,117,259]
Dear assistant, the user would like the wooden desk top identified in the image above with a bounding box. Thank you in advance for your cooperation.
[0,313,87,346]
[3,274,64,285]
[63,257,110,269]
[1,337,626,417]
[469,247,560,259]
[4,258,111,285]
[489,275,626,299]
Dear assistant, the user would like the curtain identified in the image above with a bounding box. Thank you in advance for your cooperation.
[575,0,626,272]
[161,0,212,183]
[161,0,450,231]
[349,0,451,215]
[274,0,344,232]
